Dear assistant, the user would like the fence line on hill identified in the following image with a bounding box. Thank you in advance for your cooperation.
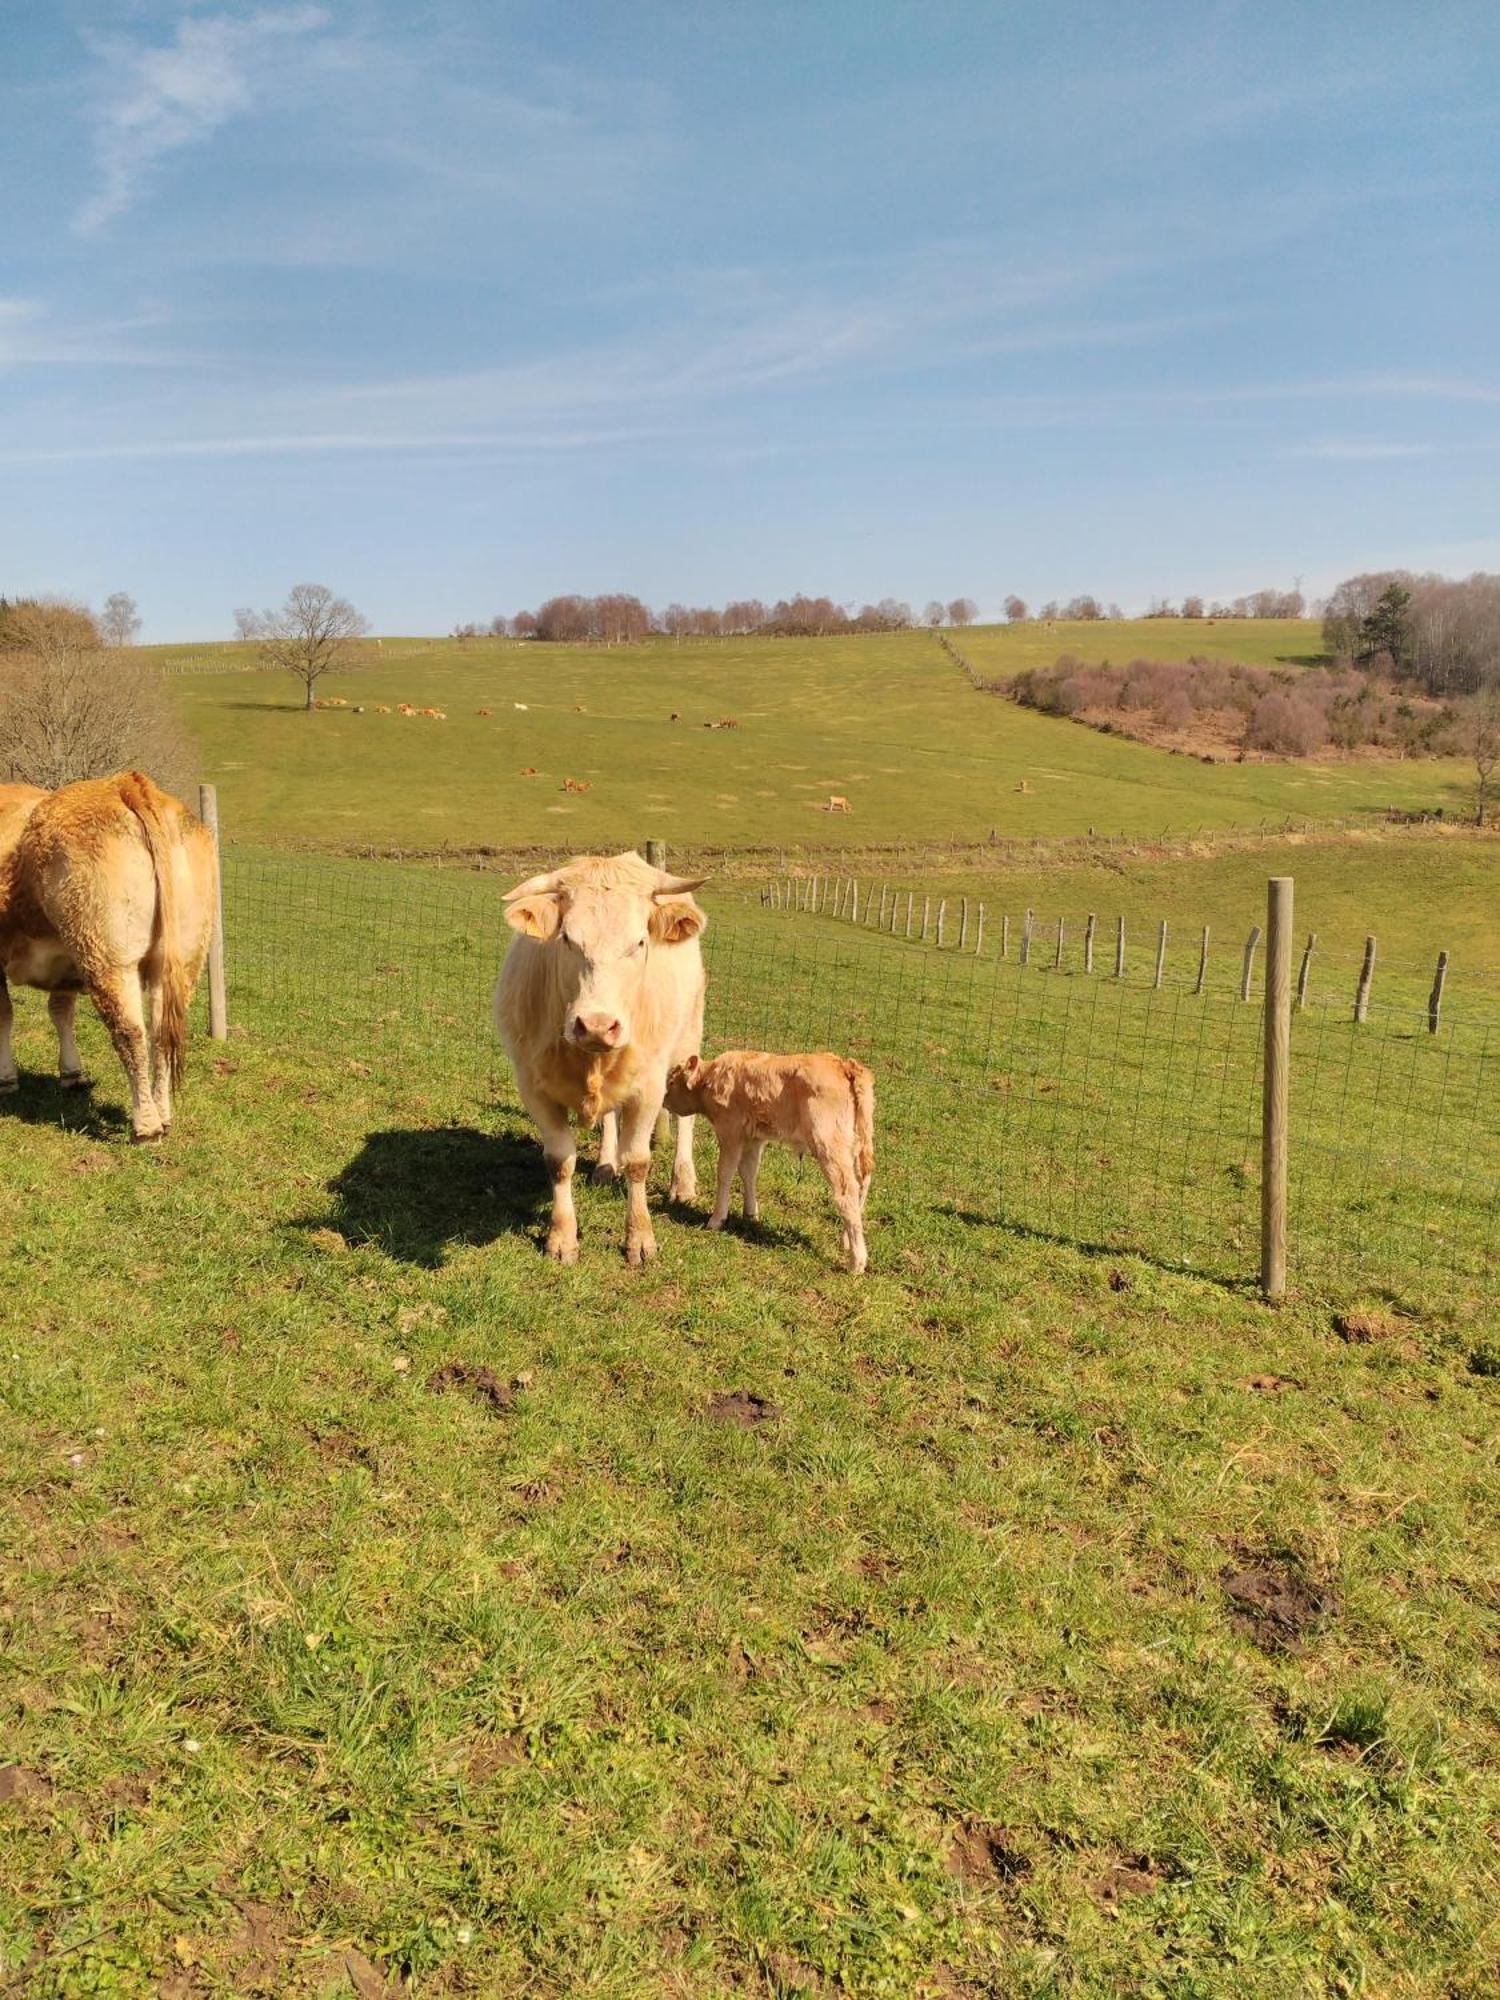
[197,821,1498,1316]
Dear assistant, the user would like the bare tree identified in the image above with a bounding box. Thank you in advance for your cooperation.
[1004,595,1028,623]
[242,583,370,710]
[1181,595,1205,619]
[1471,680,1500,827]
[947,597,979,627]
[0,643,192,793]
[0,597,101,651]
[99,592,142,647]
[233,607,258,643]
[923,600,946,628]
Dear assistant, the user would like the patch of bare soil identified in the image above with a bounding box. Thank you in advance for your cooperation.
[425,1362,524,1414]
[1223,1559,1341,1650]
[0,1764,51,1805]
[1089,1855,1167,1907]
[1333,1310,1400,1343]
[467,1735,527,1781]
[948,1821,1033,1887]
[705,1390,780,1425]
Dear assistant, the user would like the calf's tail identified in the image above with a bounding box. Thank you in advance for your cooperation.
[119,770,191,1089]
[845,1059,876,1189]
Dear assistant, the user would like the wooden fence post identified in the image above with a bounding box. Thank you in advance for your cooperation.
[1021,908,1033,966]
[1355,935,1376,1023]
[1153,920,1167,990]
[1296,932,1315,1011]
[1001,913,1010,959]
[905,893,914,939]
[1054,917,1065,970]
[1262,876,1293,1302]
[644,838,665,869]
[1428,950,1449,1035]
[937,899,948,948]
[1115,915,1125,977]
[1195,924,1210,995]
[879,884,889,928]
[921,896,930,942]
[851,882,860,924]
[1084,912,1095,975]
[199,782,228,1041]
[959,896,969,951]
[974,903,985,956]
[1240,925,1262,1002]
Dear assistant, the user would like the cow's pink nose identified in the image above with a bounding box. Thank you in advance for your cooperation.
[574,1013,622,1046]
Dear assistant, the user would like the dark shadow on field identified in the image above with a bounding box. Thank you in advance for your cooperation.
[0,1074,128,1138]
[306,1121,548,1267]
[936,1203,1259,1295]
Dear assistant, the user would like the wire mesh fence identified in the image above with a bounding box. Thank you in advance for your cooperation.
[214,847,1498,1315]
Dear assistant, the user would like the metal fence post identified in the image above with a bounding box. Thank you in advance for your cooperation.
[198,782,228,1040]
[1262,876,1293,1302]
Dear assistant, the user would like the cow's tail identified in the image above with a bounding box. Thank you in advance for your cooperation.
[119,770,191,1090]
[845,1059,875,1195]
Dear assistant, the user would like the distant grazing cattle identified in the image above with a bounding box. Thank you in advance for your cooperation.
[514,703,529,711]
[701,718,740,730]
[476,708,492,717]
[375,705,391,715]
[669,712,680,722]
[1015,779,1031,794]
[827,795,851,813]
[562,778,592,793]
[0,772,216,1142]
[665,1050,875,1273]
[494,852,707,1264]
[520,767,539,776]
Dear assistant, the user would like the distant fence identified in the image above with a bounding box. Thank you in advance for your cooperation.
[201,830,1498,1317]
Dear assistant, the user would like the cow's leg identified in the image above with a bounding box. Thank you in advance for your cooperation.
[592,1110,620,1185]
[740,1138,767,1220]
[48,991,88,1087]
[0,975,16,1094]
[618,1094,663,1266]
[669,1113,698,1203]
[89,967,162,1142]
[814,1144,868,1274]
[147,981,174,1130]
[518,1084,579,1262]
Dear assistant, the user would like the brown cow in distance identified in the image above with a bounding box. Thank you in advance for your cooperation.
[0,772,216,1141]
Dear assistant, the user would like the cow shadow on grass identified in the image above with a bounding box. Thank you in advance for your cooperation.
[304,1122,548,1268]
[0,1075,128,1138]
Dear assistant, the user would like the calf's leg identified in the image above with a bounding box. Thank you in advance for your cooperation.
[48,992,88,1086]
[740,1139,767,1220]
[708,1130,744,1229]
[669,1112,698,1202]
[592,1109,620,1185]
[814,1143,868,1275]
[0,975,16,1093]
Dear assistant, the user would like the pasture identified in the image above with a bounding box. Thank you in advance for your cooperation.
[159,624,1478,855]
[2,629,1497,1994]
[2,831,1498,1994]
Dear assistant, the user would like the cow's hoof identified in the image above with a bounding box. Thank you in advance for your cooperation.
[591,1161,619,1187]
[545,1231,579,1264]
[706,1215,726,1232]
[669,1172,698,1203]
[58,1071,91,1090]
[0,1076,18,1096]
[131,1126,166,1146]
[625,1234,657,1268]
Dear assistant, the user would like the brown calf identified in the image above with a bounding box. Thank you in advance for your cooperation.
[665,1049,875,1273]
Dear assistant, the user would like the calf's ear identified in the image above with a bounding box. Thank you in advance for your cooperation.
[649,895,707,944]
[505,895,562,940]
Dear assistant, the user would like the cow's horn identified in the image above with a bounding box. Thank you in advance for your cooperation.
[652,873,708,897]
[503,869,563,901]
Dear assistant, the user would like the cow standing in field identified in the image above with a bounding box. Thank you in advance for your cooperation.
[0,771,216,1141]
[665,1050,876,1272]
[495,851,706,1264]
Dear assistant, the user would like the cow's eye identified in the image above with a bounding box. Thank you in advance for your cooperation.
[632,937,648,954]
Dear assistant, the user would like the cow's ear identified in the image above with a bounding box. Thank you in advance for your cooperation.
[650,895,706,944]
[506,895,561,940]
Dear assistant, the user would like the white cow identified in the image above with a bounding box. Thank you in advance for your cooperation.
[494,851,706,1264]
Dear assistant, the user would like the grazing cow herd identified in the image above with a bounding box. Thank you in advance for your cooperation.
[0,774,877,1270]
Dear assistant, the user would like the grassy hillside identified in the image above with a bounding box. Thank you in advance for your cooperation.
[158,625,1475,854]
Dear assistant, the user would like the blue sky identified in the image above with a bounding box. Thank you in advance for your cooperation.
[3,0,1498,639]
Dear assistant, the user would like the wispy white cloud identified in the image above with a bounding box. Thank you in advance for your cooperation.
[75,6,330,235]
[0,296,195,369]
[1285,440,1436,462]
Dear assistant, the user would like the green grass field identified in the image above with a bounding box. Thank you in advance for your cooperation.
[2,629,1497,1994]
[2,875,1498,1995]
[160,624,1478,856]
